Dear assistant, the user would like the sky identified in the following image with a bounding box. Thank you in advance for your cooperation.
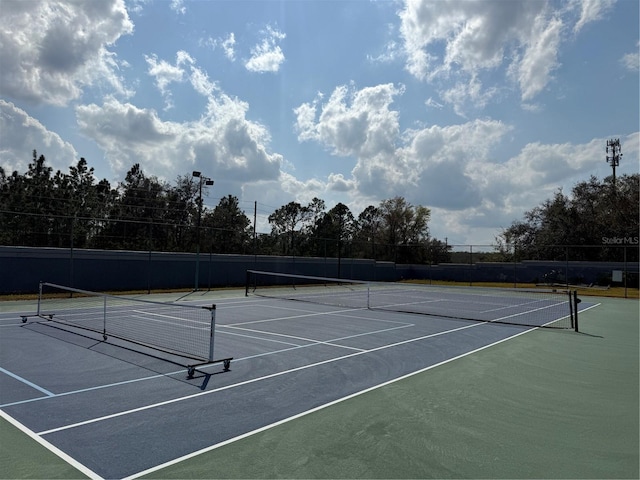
[0,0,638,246]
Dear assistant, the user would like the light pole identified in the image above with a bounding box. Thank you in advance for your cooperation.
[193,171,214,291]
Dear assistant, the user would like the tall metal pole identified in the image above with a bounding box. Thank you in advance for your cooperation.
[193,171,214,291]
[195,176,203,291]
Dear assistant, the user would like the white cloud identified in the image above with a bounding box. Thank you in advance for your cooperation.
[220,33,237,61]
[621,41,640,72]
[295,83,509,209]
[439,75,499,117]
[189,66,218,98]
[425,97,443,110]
[327,173,355,193]
[0,100,78,175]
[293,81,640,244]
[515,15,563,101]
[75,92,282,185]
[170,0,186,15]
[245,26,286,73]
[295,83,402,158]
[0,0,134,106]
[572,0,615,34]
[202,33,236,61]
[145,51,194,109]
[396,0,612,109]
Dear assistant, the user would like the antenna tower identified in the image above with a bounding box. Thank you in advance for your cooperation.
[605,138,622,188]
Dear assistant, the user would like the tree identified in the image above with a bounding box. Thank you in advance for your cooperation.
[268,201,310,255]
[378,196,431,262]
[100,164,169,250]
[20,151,55,246]
[498,174,640,262]
[353,205,382,259]
[51,158,102,248]
[163,174,200,251]
[312,203,355,260]
[204,195,251,254]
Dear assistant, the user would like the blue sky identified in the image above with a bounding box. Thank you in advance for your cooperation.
[1,0,638,245]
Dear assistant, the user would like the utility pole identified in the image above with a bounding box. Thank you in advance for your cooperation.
[192,171,214,291]
[606,138,622,190]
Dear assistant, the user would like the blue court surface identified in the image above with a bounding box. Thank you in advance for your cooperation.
[0,287,595,479]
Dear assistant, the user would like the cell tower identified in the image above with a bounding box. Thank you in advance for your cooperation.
[605,138,622,188]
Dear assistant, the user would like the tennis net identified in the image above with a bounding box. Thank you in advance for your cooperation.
[246,270,576,329]
[27,282,218,364]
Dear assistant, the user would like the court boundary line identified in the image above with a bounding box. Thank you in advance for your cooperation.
[0,314,413,409]
[0,366,55,397]
[1,302,601,479]
[123,323,543,480]
[36,320,487,436]
[0,409,102,480]
[127,299,604,479]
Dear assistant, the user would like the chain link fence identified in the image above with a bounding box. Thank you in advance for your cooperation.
[1,213,638,296]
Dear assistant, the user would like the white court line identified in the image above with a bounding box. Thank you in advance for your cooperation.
[219,321,417,354]
[35,301,575,431]
[123,323,544,480]
[0,366,55,397]
[0,323,413,409]
[0,312,414,408]
[221,325,366,352]
[224,306,369,327]
[218,329,304,347]
[255,302,415,326]
[4,302,601,480]
[0,372,170,409]
[0,410,103,480]
[36,320,486,436]
[479,297,564,314]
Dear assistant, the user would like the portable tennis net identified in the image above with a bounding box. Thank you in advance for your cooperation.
[22,282,231,377]
[246,270,579,330]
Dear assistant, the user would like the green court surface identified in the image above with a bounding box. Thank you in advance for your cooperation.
[2,296,638,479]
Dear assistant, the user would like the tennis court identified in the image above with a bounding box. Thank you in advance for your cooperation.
[0,276,636,479]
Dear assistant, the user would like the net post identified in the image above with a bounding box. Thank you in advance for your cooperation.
[573,290,580,332]
[367,282,371,309]
[568,290,574,330]
[245,270,250,296]
[208,304,216,362]
[103,295,108,340]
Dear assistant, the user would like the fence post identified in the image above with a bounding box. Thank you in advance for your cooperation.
[565,246,569,288]
[469,244,473,286]
[624,245,628,299]
[513,242,517,288]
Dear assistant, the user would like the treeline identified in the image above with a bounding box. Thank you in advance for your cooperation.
[2,151,637,265]
[497,174,639,262]
[0,151,450,263]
